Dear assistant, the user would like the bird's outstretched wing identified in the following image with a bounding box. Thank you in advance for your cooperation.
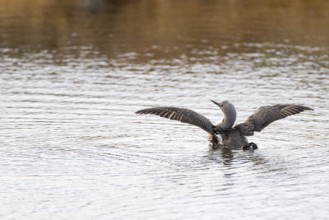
[136,107,214,135]
[235,104,313,136]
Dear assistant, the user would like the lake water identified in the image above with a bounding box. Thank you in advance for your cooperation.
[0,0,329,219]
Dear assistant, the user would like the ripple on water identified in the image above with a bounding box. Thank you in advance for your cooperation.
[0,39,329,220]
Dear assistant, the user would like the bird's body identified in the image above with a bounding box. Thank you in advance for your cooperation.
[136,101,313,150]
[209,128,248,149]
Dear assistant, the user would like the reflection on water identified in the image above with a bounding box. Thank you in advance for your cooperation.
[1,0,329,59]
[0,0,329,219]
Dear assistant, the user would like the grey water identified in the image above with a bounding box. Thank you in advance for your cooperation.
[0,1,329,219]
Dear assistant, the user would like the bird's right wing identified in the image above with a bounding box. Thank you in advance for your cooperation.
[135,107,214,135]
[235,104,313,136]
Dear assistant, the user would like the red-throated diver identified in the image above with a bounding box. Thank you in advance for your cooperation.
[135,100,313,150]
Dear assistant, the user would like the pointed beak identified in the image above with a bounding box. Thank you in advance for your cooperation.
[210,100,221,108]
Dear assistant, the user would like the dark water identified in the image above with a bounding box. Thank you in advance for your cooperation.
[0,0,329,219]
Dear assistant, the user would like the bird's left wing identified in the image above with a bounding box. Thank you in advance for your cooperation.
[136,107,214,135]
[234,104,313,136]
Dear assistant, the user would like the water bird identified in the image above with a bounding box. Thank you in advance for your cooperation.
[135,101,313,150]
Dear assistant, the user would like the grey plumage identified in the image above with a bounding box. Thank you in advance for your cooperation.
[235,104,313,136]
[136,101,313,149]
[135,107,214,135]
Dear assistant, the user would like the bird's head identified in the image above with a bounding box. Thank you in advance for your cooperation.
[211,100,234,113]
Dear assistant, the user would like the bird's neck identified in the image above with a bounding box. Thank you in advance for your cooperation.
[219,109,237,130]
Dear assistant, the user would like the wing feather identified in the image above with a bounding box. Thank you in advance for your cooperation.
[235,104,313,136]
[136,107,214,135]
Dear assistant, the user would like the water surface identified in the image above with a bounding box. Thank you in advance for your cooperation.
[0,1,329,219]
